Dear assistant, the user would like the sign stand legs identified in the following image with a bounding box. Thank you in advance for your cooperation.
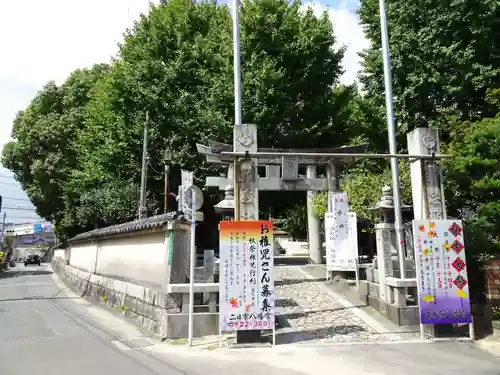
[354,259,360,288]
[468,321,475,341]
[420,323,425,340]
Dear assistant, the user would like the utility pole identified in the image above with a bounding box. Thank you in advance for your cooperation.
[378,0,406,278]
[0,212,5,244]
[138,112,149,220]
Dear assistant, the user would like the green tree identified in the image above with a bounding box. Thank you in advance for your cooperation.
[445,94,500,259]
[77,0,351,232]
[3,0,354,240]
[312,162,412,225]
[2,64,110,239]
[358,0,500,136]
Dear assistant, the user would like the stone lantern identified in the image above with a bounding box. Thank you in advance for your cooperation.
[214,164,235,221]
[368,186,411,302]
[214,184,235,221]
[368,185,411,224]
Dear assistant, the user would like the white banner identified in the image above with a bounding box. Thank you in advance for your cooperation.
[348,212,359,263]
[178,170,193,212]
[325,192,355,271]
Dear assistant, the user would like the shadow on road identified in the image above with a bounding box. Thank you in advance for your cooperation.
[0,269,53,279]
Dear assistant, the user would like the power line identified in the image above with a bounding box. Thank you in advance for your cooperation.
[0,181,21,185]
[3,197,31,202]
[2,206,37,211]
[4,216,42,220]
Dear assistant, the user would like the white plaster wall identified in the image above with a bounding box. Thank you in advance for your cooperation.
[53,249,66,260]
[69,243,98,272]
[95,231,167,287]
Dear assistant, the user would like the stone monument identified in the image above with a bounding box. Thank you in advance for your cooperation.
[407,124,446,220]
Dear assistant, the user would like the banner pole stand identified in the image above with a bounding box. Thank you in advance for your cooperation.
[420,323,425,340]
[354,260,360,288]
[468,321,475,341]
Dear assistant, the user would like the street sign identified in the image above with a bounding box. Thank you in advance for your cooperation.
[184,185,204,211]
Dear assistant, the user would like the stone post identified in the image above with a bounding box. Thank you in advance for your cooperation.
[407,126,446,220]
[407,125,449,336]
[326,162,341,212]
[233,124,260,344]
[234,124,259,220]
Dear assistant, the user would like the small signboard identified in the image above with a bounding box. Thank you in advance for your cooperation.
[413,219,471,324]
[219,220,275,331]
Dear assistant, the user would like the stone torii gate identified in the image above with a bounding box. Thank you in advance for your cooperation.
[196,123,367,264]
[198,123,454,344]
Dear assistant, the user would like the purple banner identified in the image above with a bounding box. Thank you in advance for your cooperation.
[413,220,472,325]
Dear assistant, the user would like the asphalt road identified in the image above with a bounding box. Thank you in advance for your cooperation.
[0,264,499,375]
[0,264,308,375]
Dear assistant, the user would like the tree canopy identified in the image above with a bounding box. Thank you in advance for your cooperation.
[2,0,360,241]
[3,0,500,264]
[358,0,500,137]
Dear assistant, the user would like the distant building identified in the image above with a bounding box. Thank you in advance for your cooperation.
[4,221,55,247]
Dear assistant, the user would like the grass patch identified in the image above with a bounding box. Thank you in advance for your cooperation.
[492,306,500,321]
[202,344,219,351]
[169,338,187,345]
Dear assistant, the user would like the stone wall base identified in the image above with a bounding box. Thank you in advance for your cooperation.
[358,280,419,326]
[51,259,219,339]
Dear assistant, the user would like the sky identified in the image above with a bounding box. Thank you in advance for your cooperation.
[0,0,369,225]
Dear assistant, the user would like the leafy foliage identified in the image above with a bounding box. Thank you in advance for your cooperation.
[358,0,500,136]
[273,204,308,240]
[445,97,500,259]
[2,65,110,239]
[1,236,13,252]
[312,162,412,226]
[2,0,352,240]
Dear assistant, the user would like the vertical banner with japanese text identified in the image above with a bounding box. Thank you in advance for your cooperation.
[413,219,471,324]
[219,220,275,331]
[178,170,193,212]
[325,192,355,271]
